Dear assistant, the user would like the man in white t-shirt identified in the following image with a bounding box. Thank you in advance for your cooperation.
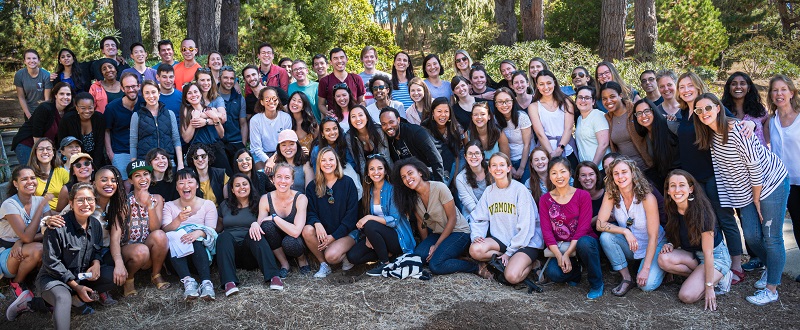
[358,46,388,107]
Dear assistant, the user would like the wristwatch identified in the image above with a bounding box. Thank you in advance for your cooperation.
[705,282,714,287]
[559,144,565,150]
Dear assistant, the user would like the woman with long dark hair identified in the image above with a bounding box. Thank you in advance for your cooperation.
[574,161,605,218]
[391,51,416,109]
[347,104,392,174]
[600,81,652,174]
[451,76,477,130]
[273,132,312,193]
[421,98,466,185]
[406,77,433,125]
[311,117,361,196]
[721,72,769,146]
[12,82,74,167]
[467,102,510,158]
[632,98,680,192]
[511,71,533,109]
[455,140,493,222]
[494,87,532,181]
[234,149,275,196]
[657,170,731,310]
[287,91,319,152]
[530,70,577,166]
[52,48,89,93]
[470,66,496,102]
[331,84,357,132]
[147,148,179,202]
[179,82,230,174]
[130,80,183,168]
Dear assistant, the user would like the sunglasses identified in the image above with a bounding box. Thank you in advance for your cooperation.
[634,108,653,118]
[366,153,385,160]
[693,105,716,115]
[333,83,349,90]
[181,47,197,52]
[262,96,279,104]
[326,187,335,204]
[371,85,388,91]
[197,67,212,73]
[455,57,469,63]
[571,72,587,79]
[626,217,634,228]
[72,160,92,169]
[192,154,208,160]
[220,65,235,72]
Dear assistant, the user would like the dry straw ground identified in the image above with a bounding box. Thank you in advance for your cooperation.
[2,262,798,330]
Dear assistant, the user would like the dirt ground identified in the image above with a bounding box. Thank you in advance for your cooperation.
[1,261,797,330]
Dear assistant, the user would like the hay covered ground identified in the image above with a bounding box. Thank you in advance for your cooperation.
[2,262,798,330]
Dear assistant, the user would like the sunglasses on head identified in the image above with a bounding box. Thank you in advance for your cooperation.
[366,153,385,160]
[197,67,212,73]
[333,83,348,90]
[220,65,234,72]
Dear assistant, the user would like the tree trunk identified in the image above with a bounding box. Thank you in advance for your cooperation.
[777,0,800,35]
[634,0,657,57]
[186,0,220,55]
[494,0,517,45]
[112,0,143,58]
[520,0,545,40]
[219,0,239,55]
[599,0,626,60]
[149,0,161,55]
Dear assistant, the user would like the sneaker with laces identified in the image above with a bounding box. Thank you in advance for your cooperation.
[754,270,768,290]
[742,258,765,272]
[199,280,215,301]
[224,282,239,297]
[715,270,732,295]
[269,276,284,291]
[746,289,779,306]
[341,257,355,271]
[366,263,387,277]
[314,262,332,278]
[6,289,33,321]
[181,278,200,301]
[299,265,311,275]
[9,282,24,298]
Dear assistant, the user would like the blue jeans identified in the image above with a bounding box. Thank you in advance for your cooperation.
[599,232,665,291]
[544,236,603,290]
[511,159,531,184]
[739,178,789,286]
[702,176,743,256]
[112,153,132,180]
[414,229,475,275]
[15,144,32,167]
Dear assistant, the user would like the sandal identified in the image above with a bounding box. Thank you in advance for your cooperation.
[731,269,745,285]
[151,273,171,290]
[123,278,138,297]
[476,262,492,279]
[612,279,633,297]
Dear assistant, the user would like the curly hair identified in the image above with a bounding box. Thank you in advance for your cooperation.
[721,72,766,119]
[604,157,652,208]
[96,165,130,235]
[185,143,216,170]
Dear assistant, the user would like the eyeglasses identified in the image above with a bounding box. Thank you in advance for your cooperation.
[236,157,252,163]
[371,85,388,91]
[496,100,514,106]
[326,187,335,204]
[259,51,274,56]
[292,66,307,72]
[634,108,653,118]
[197,67,212,73]
[366,153,385,160]
[626,217,634,228]
[73,160,92,169]
[192,154,208,160]
[576,96,593,101]
[122,85,139,91]
[572,72,587,79]
[455,57,469,63]
[37,147,54,153]
[694,105,715,115]
[181,47,197,53]
[466,151,482,158]
[263,96,279,104]
[333,83,348,90]
[75,197,96,205]
[598,71,612,77]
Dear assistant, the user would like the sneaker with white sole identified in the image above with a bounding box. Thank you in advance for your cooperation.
[181,278,200,301]
[754,270,768,290]
[366,263,387,277]
[224,282,239,297]
[746,289,779,306]
[341,257,354,271]
[314,262,332,278]
[742,258,765,272]
[199,280,215,301]
[715,270,732,295]
[6,289,33,321]
[269,276,285,291]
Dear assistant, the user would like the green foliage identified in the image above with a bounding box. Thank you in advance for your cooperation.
[239,0,311,62]
[712,0,769,44]
[657,0,728,65]
[544,0,602,50]
[725,37,800,78]
[480,40,602,84]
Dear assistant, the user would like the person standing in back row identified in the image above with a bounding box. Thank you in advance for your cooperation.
[318,48,366,117]
[173,39,200,90]
[105,73,141,180]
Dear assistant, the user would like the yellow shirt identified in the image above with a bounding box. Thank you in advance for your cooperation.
[199,175,228,205]
[35,167,70,209]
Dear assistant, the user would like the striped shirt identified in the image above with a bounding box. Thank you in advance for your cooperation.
[710,125,787,208]
[392,82,414,110]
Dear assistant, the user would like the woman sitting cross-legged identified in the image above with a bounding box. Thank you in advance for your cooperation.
[302,147,360,278]
[596,157,667,296]
[256,163,311,278]
[657,170,732,311]
[161,168,218,301]
[393,157,477,275]
[346,155,416,276]
[468,152,543,283]
[539,157,604,299]
[217,174,283,297]
[109,160,170,297]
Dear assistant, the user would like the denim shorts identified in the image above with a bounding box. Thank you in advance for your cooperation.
[694,241,732,276]
[0,247,14,278]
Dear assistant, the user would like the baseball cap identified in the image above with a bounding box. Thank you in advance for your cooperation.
[126,159,153,177]
[68,153,93,168]
[60,136,82,150]
[277,129,298,144]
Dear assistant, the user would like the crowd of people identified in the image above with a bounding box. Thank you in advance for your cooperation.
[3,35,800,328]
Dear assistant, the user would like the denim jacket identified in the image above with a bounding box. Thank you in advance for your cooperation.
[370,182,416,253]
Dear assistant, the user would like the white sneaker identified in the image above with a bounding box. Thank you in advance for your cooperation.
[199,280,215,301]
[314,262,332,278]
[181,278,199,301]
[715,270,732,295]
[341,257,355,271]
[746,289,779,306]
[754,270,768,290]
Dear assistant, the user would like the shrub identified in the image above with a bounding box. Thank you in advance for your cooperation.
[657,0,728,65]
[725,36,800,79]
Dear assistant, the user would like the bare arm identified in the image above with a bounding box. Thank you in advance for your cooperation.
[593,129,610,165]
[16,87,31,119]
[528,103,552,153]
[239,117,248,145]
[105,130,114,162]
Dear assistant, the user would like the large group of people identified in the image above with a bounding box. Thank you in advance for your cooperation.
[3,36,799,328]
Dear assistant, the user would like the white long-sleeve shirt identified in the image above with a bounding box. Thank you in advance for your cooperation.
[249,111,293,162]
[470,180,543,256]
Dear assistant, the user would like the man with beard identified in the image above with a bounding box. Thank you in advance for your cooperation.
[218,66,248,164]
[242,65,263,120]
[104,72,141,180]
[379,107,444,181]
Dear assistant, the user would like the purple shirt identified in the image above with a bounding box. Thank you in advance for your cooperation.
[538,189,596,246]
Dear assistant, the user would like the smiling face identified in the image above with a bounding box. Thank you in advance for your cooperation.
[536,75,555,97]
[24,51,40,69]
[220,70,235,91]
[312,57,328,77]
[400,164,423,190]
[192,148,209,171]
[367,158,386,184]
[258,46,274,66]
[634,101,654,128]
[334,89,350,108]
[465,145,483,168]
[150,153,169,175]
[349,107,368,131]
[208,53,223,70]
[71,157,93,180]
[35,140,54,164]
[197,73,212,94]
[394,53,409,72]
[13,169,37,196]
[548,162,570,189]
[319,150,338,175]
[131,45,147,65]
[94,169,118,198]
[601,88,622,113]
[70,188,96,218]
[288,93,305,113]
[495,91,514,115]
[322,121,340,143]
[102,39,118,58]
[612,162,633,191]
[667,174,693,204]
[500,63,515,82]
[62,141,81,160]
[273,166,294,192]
[142,84,160,107]
[596,65,612,84]
[471,71,487,91]
[455,53,470,71]
[121,76,140,101]
[291,62,308,82]
[158,44,174,62]
[471,105,489,128]
[530,150,549,175]
[361,49,377,70]
[657,76,676,101]
[55,86,72,109]
[372,79,388,101]
[409,83,425,103]
[129,169,152,191]
[577,166,597,191]
[695,98,720,127]
[379,111,399,138]
[279,140,298,160]
[770,80,793,108]
[59,50,74,67]
[489,155,511,181]
[260,89,279,112]
[425,57,441,78]
[157,70,175,90]
[176,175,198,200]
[243,68,260,88]
[528,60,544,79]
[180,40,197,61]
[236,152,253,173]
[678,77,698,105]
[432,103,450,127]
[231,176,250,199]
[101,63,117,81]
[76,98,94,121]
[639,72,657,93]
[575,89,594,112]
[454,80,470,98]
[512,74,528,96]
[185,85,202,106]
[729,75,749,100]
[331,51,347,73]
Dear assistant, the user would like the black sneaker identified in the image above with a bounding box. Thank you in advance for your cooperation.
[279,268,289,279]
[366,263,387,277]
[299,265,311,275]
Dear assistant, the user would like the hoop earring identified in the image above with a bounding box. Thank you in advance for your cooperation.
[365,177,373,185]
[687,193,695,202]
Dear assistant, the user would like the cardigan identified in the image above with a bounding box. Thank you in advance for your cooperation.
[57,109,108,168]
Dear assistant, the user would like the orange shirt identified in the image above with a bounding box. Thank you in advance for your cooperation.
[173,62,201,91]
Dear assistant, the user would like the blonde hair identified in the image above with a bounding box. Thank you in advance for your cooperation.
[314,146,343,197]
[768,74,800,115]
[488,152,513,183]
[676,71,708,110]
[604,157,652,208]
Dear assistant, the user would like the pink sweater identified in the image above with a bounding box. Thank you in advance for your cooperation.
[161,199,218,229]
[538,189,596,246]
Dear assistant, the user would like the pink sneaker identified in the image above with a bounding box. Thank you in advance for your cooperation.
[269,276,284,291]
[6,290,33,321]
[224,282,239,297]
[9,282,24,298]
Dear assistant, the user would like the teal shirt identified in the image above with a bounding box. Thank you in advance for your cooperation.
[288,81,321,122]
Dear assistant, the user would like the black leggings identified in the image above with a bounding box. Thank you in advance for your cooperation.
[216,230,279,284]
[261,221,306,258]
[789,185,800,248]
[346,221,402,264]
[42,265,115,330]
[170,241,212,281]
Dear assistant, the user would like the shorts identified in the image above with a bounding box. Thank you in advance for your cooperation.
[694,241,732,276]
[0,247,15,278]
[488,236,540,261]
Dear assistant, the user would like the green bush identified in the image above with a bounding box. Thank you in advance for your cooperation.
[657,0,728,65]
[544,0,602,50]
[725,36,799,79]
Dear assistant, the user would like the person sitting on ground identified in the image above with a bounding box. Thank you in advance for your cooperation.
[147,148,179,202]
[455,140,493,222]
